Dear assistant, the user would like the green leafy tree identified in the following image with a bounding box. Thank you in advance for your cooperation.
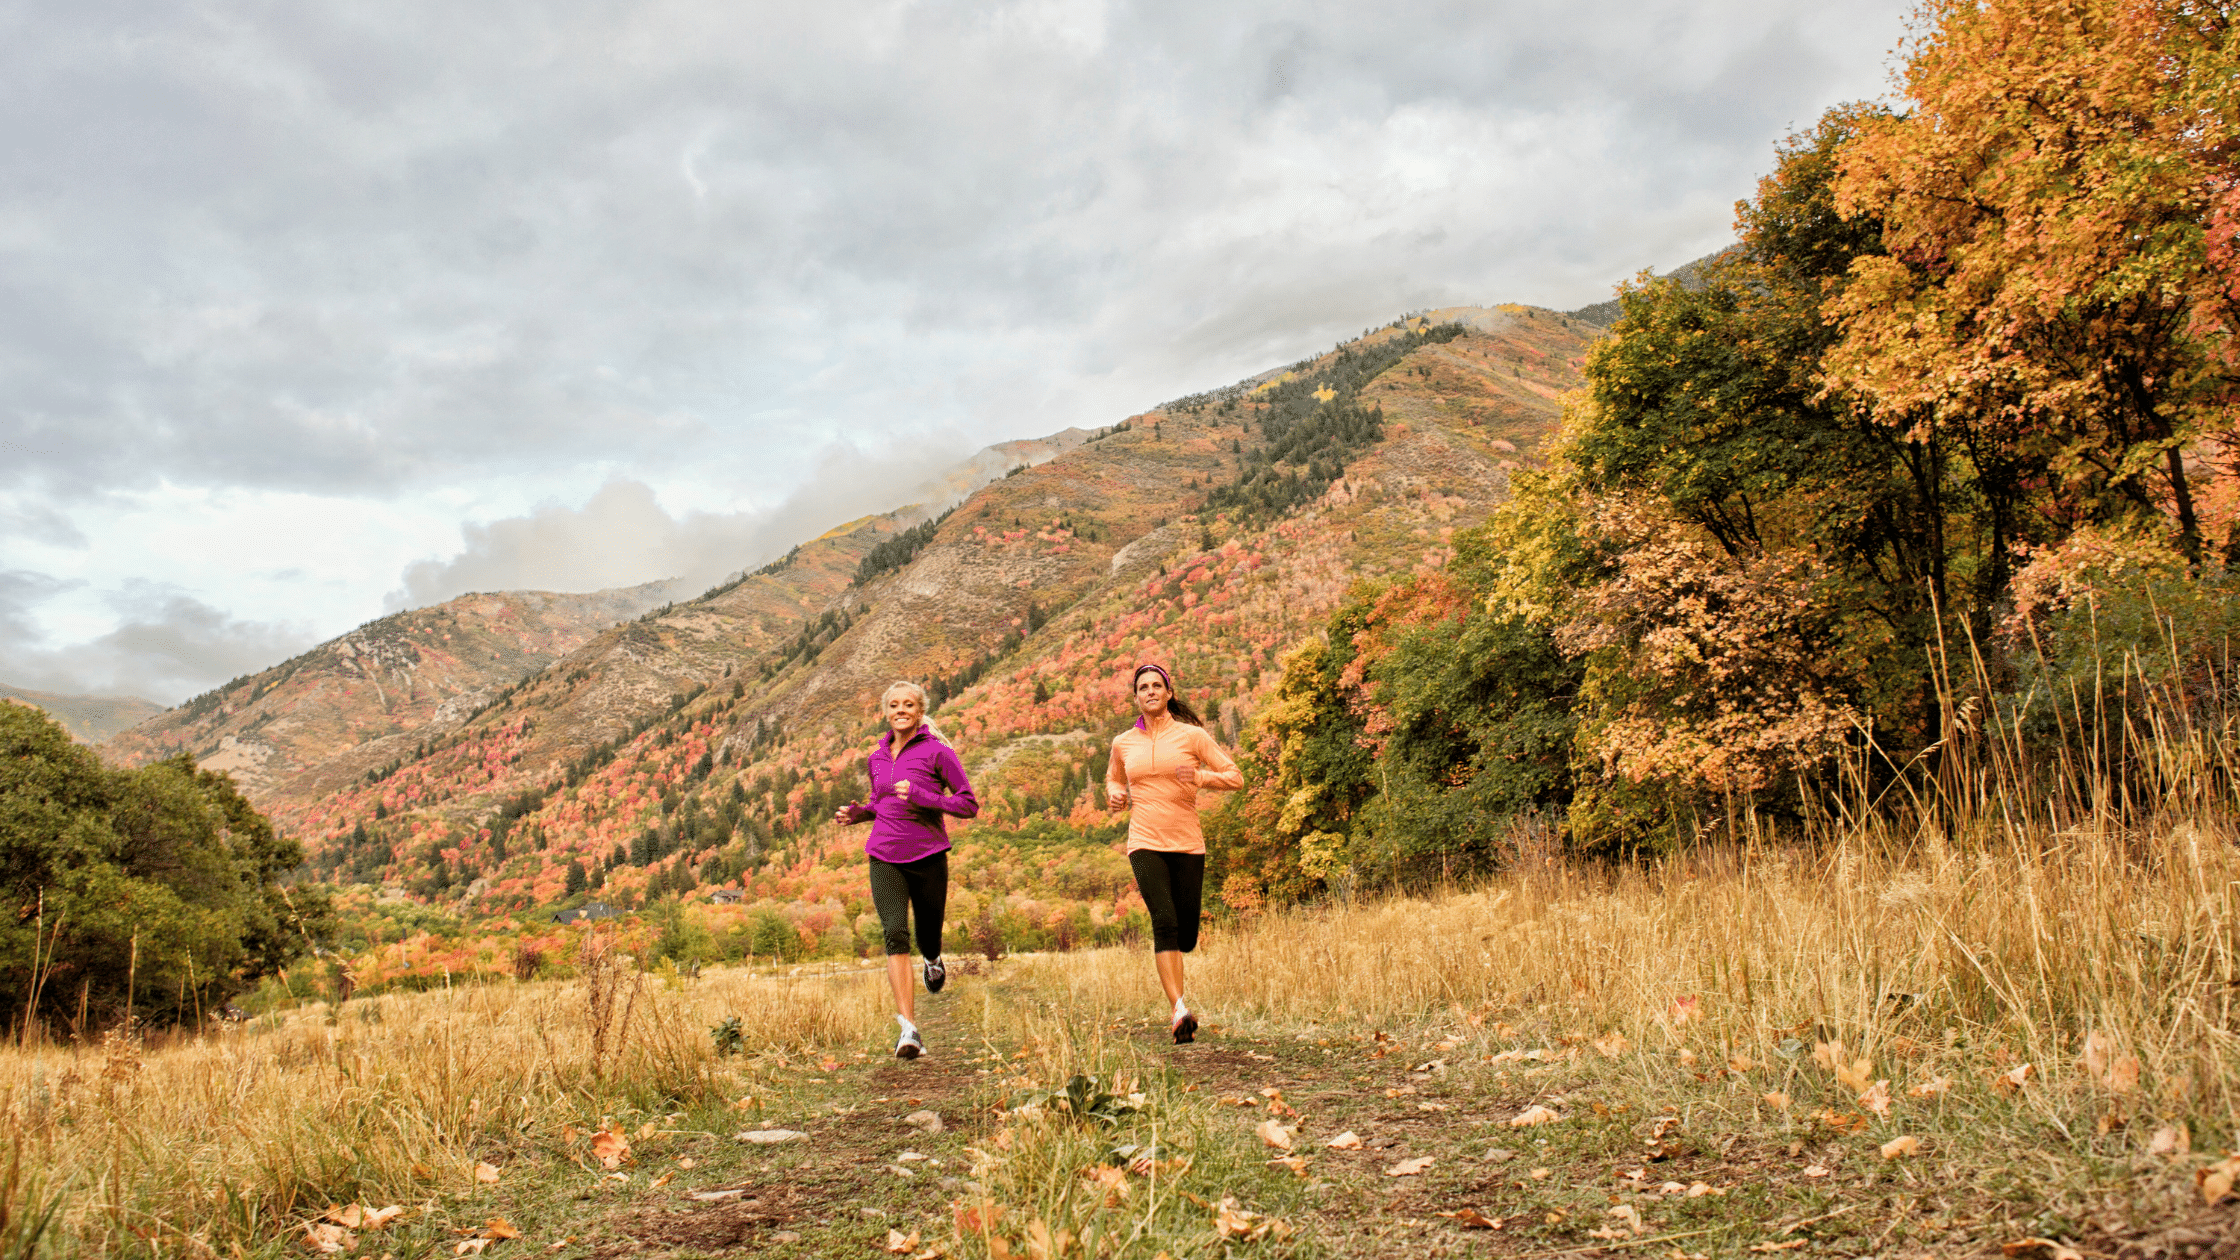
[0,703,330,1028]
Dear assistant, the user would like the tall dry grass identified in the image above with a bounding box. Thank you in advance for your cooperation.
[0,941,886,1256]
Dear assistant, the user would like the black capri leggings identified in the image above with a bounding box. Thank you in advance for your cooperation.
[868,852,948,958]
[1128,850,1206,954]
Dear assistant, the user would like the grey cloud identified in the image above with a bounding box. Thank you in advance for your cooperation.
[387,431,998,610]
[0,573,317,706]
[1,0,1905,505]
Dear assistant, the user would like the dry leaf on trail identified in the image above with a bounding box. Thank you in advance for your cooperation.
[1024,1218,1073,1259]
[1678,1048,1698,1069]
[1605,1204,1645,1236]
[1859,1081,1892,1119]
[1880,1136,1921,1160]
[734,1129,808,1144]
[883,1229,923,1254]
[686,1188,749,1203]
[591,1127,631,1169]
[1593,1032,1630,1059]
[1671,995,1700,1025]
[1763,1091,1791,1111]
[1685,1182,1724,1197]
[955,1200,1003,1234]
[2150,1124,2191,1156]
[303,1223,354,1254]
[1267,1155,1310,1178]
[322,1205,364,1229]
[1508,1105,1560,1128]
[1325,1131,1364,1150]
[1836,1060,1875,1095]
[819,1057,840,1072]
[1907,1076,1952,1098]
[1383,1085,1418,1098]
[1995,1063,2034,1095]
[1418,1102,1452,1112]
[1814,1109,1869,1134]
[2001,1239,2082,1260]
[635,1121,658,1141]
[1212,1197,1287,1242]
[1081,1167,1130,1206]
[1728,1055,1757,1074]
[1802,1165,1831,1178]
[648,1172,674,1189]
[1435,1208,1498,1229]
[2106,1055,2141,1096]
[1385,1157,1435,1177]
[454,1241,491,1257]
[1255,1119,1295,1151]
[363,1206,403,1230]
[1750,1241,1807,1253]
[2197,1154,2240,1205]
[474,1162,501,1184]
[481,1219,521,1240]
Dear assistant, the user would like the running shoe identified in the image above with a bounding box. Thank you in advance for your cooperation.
[923,957,947,993]
[896,1027,925,1060]
[1171,1011,1198,1045]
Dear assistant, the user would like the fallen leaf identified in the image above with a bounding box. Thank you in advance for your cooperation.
[1814,1109,1869,1134]
[733,1129,808,1144]
[304,1223,355,1255]
[1386,1156,1435,1177]
[1879,1136,1920,1160]
[1605,1204,1645,1237]
[2198,1153,2240,1205]
[1023,1217,1072,1260]
[1685,1182,1724,1197]
[323,1205,364,1229]
[1592,1031,1630,1059]
[2150,1124,2191,1156]
[1267,1155,1310,1178]
[883,1228,923,1254]
[1436,1208,1498,1228]
[1417,1102,1452,1112]
[1727,1055,1757,1074]
[2001,1239,2082,1260]
[1671,996,1700,1025]
[1212,1196,1287,1242]
[687,1188,749,1203]
[1859,1080,1892,1119]
[2105,1055,2140,1096]
[363,1206,404,1231]
[954,1200,1003,1234]
[1508,1105,1560,1128]
[1383,1085,1418,1097]
[1995,1063,2034,1095]
[591,1127,630,1169]
[636,1121,658,1141]
[454,1242,491,1257]
[1254,1119,1295,1151]
[1907,1076,1952,1098]
[1325,1131,1364,1150]
[648,1172,674,1189]
[1802,1165,1831,1178]
[1677,1048,1698,1069]
[1762,1091,1791,1111]
[481,1219,521,1240]
[475,1162,502,1184]
[1750,1241,1807,1253]
[2081,1031,2112,1080]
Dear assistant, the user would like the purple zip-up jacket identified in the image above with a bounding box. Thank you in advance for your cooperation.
[838,725,979,864]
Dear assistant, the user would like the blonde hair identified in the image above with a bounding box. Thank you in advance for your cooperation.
[882,681,948,744]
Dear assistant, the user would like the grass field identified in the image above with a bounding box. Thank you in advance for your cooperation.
[7,771,2239,1258]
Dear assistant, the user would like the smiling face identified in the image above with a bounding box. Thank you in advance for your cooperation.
[1133,670,1170,719]
[884,689,924,737]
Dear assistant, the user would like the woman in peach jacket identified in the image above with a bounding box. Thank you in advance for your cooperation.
[1105,662,1243,1043]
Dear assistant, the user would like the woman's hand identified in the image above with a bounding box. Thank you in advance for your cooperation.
[892,777,913,802]
[1174,761,1198,786]
[1106,787,1128,809]
[832,806,855,826]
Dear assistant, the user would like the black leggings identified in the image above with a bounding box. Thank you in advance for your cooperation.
[1128,850,1206,954]
[868,852,948,958]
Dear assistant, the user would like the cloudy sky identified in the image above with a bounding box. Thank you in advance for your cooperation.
[1,0,1909,705]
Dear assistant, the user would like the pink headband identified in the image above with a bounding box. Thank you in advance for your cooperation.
[1131,662,1173,730]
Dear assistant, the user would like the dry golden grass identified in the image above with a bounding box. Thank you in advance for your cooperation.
[0,935,887,1256]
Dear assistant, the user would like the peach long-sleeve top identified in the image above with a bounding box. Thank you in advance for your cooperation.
[1106,714,1244,855]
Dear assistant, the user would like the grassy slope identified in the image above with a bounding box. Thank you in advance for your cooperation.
[97,583,680,799]
[0,685,163,743]
[18,813,2233,1258]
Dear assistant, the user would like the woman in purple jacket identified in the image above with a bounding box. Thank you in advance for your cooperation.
[833,681,978,1059]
